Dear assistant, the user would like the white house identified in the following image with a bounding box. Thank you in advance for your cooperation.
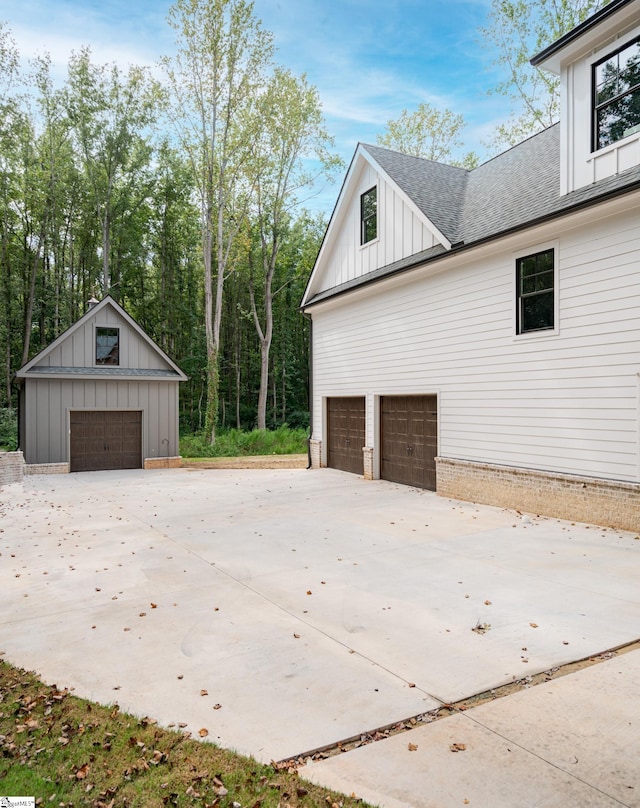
[301,0,640,532]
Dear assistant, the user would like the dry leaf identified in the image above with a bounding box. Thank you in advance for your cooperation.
[529,622,538,628]
[450,743,467,752]
[213,703,222,710]
[484,600,492,605]
[198,728,209,737]
[408,742,418,751]
[200,689,208,696]
[150,602,158,608]
[408,682,416,688]
[293,633,301,639]
[75,762,90,779]
[306,590,312,595]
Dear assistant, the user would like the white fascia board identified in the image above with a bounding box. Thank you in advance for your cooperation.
[300,144,451,308]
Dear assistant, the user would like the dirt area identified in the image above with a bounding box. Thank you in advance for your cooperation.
[181,453,308,469]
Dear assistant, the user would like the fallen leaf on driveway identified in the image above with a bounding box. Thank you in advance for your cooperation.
[408,743,418,751]
[200,689,208,696]
[529,622,538,628]
[213,703,222,710]
[450,743,466,752]
[306,590,312,595]
[199,728,209,737]
[484,600,492,605]
[293,633,301,639]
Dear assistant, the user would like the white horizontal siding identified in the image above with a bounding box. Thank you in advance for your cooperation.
[312,207,640,483]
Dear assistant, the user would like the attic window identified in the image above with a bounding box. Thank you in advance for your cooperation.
[593,37,640,150]
[96,327,119,365]
[361,187,377,244]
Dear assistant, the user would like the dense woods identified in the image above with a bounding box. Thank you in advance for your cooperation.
[0,0,335,443]
[0,0,610,450]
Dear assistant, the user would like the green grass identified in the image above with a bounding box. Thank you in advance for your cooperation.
[180,426,308,459]
[0,659,369,808]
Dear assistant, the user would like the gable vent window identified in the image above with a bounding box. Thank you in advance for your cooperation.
[516,249,555,334]
[96,327,119,365]
[361,186,377,244]
[593,38,640,150]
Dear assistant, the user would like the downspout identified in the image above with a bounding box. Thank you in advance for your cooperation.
[304,311,313,469]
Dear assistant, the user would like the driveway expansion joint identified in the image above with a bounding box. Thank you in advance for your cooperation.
[277,638,640,770]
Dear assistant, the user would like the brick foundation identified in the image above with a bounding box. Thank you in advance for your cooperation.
[436,457,640,532]
[144,456,182,470]
[0,451,25,484]
[309,439,322,469]
[24,462,69,475]
[363,446,374,480]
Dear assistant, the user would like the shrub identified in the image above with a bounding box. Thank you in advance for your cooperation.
[180,425,308,458]
[0,408,17,451]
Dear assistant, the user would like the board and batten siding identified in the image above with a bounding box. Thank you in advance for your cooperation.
[41,308,166,370]
[311,205,640,484]
[22,378,180,465]
[560,20,640,194]
[320,162,438,293]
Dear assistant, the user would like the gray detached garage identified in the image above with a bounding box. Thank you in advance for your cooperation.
[15,296,187,473]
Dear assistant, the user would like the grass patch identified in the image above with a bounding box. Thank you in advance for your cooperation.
[0,659,369,807]
[180,426,308,459]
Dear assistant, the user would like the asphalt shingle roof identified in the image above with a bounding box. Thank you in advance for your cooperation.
[361,143,469,241]
[305,124,640,307]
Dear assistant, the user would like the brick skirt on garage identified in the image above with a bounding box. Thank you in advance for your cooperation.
[436,457,640,533]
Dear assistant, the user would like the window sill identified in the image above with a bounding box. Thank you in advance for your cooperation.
[513,327,559,342]
[588,129,640,160]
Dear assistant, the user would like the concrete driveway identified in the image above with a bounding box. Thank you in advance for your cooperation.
[1,467,639,806]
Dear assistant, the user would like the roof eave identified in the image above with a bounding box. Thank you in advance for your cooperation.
[531,0,639,74]
[302,178,640,311]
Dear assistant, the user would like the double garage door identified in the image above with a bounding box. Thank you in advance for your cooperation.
[327,395,437,491]
[70,410,142,472]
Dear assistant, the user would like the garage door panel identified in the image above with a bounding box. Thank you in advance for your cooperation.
[381,395,437,491]
[70,411,142,472]
[327,397,365,475]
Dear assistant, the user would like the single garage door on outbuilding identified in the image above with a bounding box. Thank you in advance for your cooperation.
[70,410,142,472]
[381,395,437,490]
[327,396,365,475]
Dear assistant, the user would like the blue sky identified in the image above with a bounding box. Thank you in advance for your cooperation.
[1,0,513,214]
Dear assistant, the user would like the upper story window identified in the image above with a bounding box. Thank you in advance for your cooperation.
[96,327,119,365]
[593,37,640,150]
[516,249,555,334]
[360,186,377,244]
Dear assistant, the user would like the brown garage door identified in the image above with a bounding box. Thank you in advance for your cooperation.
[381,395,437,490]
[327,397,365,475]
[70,411,142,472]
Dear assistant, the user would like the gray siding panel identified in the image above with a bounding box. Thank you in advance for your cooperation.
[22,378,180,465]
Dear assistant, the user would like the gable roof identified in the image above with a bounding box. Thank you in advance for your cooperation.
[360,144,469,242]
[303,124,640,308]
[531,0,639,73]
[16,295,187,381]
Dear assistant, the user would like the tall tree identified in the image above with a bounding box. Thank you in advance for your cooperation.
[163,0,274,444]
[64,48,161,294]
[0,23,24,404]
[481,0,610,148]
[249,68,341,429]
[376,102,479,167]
